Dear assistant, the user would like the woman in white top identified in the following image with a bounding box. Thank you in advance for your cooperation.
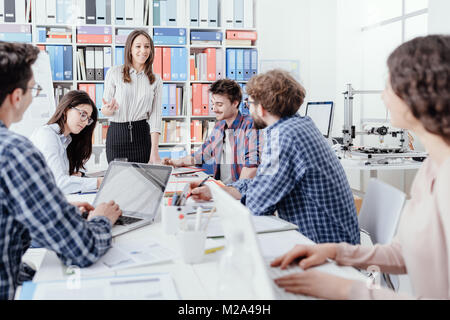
[31,90,102,194]
[102,29,163,164]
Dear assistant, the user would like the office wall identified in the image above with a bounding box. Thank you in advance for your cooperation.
[428,0,450,34]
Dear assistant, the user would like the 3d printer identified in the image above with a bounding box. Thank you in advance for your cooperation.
[341,84,427,165]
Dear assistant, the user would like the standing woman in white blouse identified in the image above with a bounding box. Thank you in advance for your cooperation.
[102,29,163,164]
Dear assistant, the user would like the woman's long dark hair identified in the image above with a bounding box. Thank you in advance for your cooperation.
[47,90,98,175]
[123,29,156,85]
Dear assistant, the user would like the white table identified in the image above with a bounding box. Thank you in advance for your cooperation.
[21,172,368,300]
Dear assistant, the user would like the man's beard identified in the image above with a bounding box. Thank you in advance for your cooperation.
[252,114,267,130]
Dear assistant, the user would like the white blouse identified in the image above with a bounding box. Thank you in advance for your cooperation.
[103,65,163,133]
[30,124,97,194]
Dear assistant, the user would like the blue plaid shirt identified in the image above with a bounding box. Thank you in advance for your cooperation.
[232,115,360,245]
[0,121,112,300]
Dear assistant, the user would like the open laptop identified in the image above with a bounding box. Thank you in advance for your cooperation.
[208,182,366,300]
[305,101,334,139]
[93,161,172,237]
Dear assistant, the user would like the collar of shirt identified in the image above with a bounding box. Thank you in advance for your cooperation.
[129,67,145,75]
[48,123,72,148]
[218,111,246,131]
[264,113,300,134]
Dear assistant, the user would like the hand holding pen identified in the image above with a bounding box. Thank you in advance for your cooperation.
[188,177,213,202]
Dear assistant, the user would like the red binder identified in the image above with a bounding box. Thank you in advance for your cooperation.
[162,47,171,81]
[153,47,162,78]
[205,48,216,81]
[201,84,209,116]
[191,84,202,116]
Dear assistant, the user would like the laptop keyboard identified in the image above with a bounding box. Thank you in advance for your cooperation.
[114,216,143,226]
[264,257,313,300]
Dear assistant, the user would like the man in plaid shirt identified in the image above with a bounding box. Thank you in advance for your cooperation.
[163,79,261,184]
[190,70,360,245]
[0,42,122,300]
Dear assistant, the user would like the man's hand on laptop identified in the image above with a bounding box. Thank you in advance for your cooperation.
[88,200,122,225]
[189,181,212,202]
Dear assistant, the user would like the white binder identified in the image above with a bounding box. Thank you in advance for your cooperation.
[134,0,144,26]
[46,0,57,24]
[94,47,104,81]
[224,0,233,28]
[176,0,186,26]
[75,0,85,25]
[199,0,208,27]
[125,0,135,25]
[243,0,253,28]
[0,0,4,23]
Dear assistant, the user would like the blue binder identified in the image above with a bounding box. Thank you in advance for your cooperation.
[153,28,186,37]
[167,0,177,26]
[37,27,46,42]
[54,46,64,81]
[190,31,223,41]
[190,0,199,26]
[243,49,251,81]
[153,35,186,45]
[56,0,64,24]
[115,0,125,25]
[46,46,56,80]
[96,83,104,117]
[63,46,73,80]
[250,49,258,77]
[162,84,170,116]
[96,0,106,24]
[169,84,176,116]
[179,47,187,81]
[115,47,124,65]
[235,49,244,81]
[171,48,179,81]
[226,49,236,80]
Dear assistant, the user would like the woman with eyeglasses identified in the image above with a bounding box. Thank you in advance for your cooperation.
[30,90,102,194]
[101,29,162,164]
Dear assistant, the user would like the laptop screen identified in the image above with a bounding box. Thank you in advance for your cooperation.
[305,101,334,138]
[93,162,172,216]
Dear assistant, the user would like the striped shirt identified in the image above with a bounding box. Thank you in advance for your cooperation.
[0,120,112,300]
[231,115,360,245]
[30,124,97,194]
[103,65,163,133]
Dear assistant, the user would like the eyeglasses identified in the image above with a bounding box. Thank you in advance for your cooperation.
[244,98,257,109]
[28,84,42,97]
[71,107,94,126]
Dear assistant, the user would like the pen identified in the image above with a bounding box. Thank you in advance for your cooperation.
[186,176,210,200]
[204,246,225,255]
[79,191,97,195]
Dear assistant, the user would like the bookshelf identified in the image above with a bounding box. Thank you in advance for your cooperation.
[9,0,258,162]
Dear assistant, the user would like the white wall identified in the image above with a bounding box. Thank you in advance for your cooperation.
[428,0,450,34]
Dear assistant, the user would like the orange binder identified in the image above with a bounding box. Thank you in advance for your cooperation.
[226,30,257,40]
[191,84,202,116]
[153,47,162,78]
[77,34,112,44]
[37,45,46,51]
[78,83,88,93]
[201,84,209,116]
[190,120,202,143]
[189,55,195,81]
[204,48,216,81]
[162,47,171,81]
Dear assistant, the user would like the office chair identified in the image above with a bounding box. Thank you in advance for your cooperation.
[358,178,406,291]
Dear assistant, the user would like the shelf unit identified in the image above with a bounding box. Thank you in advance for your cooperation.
[22,0,257,156]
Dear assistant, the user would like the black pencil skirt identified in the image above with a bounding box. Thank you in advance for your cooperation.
[106,119,151,163]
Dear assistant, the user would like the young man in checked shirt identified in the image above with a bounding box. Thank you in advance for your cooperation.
[190,70,360,245]
[0,42,122,300]
[163,79,260,184]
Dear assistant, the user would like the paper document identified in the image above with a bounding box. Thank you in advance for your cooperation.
[205,215,298,238]
[19,273,179,300]
[171,167,206,175]
[79,239,176,276]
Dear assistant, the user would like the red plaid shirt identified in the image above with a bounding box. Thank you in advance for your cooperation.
[192,112,262,182]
